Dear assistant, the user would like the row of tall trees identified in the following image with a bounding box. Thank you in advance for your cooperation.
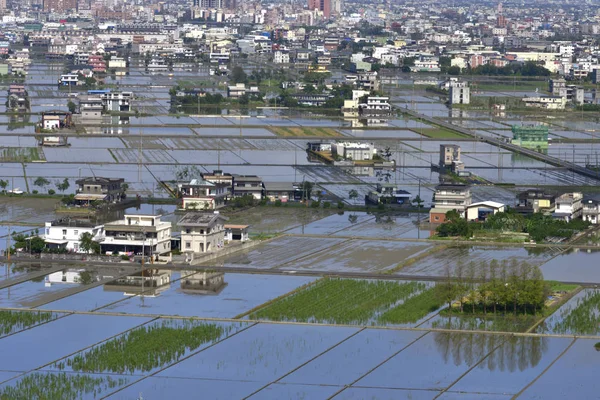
[436,259,549,316]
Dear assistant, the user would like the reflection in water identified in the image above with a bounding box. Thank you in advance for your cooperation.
[434,332,547,372]
[45,269,97,286]
[180,271,227,295]
[103,269,172,297]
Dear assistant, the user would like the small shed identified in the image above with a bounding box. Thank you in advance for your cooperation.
[224,224,249,242]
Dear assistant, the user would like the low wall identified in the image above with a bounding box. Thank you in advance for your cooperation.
[190,240,262,266]
[39,253,123,263]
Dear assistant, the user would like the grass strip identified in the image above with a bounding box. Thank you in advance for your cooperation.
[378,286,442,324]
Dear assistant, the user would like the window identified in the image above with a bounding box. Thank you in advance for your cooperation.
[186,229,190,234]
[74,230,78,235]
[185,242,191,249]
[62,229,67,235]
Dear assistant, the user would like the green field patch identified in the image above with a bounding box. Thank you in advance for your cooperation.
[54,320,228,374]
[0,147,44,162]
[268,126,342,137]
[378,286,442,324]
[547,289,600,335]
[472,81,547,91]
[0,373,127,400]
[249,278,427,325]
[413,128,468,139]
[0,310,57,336]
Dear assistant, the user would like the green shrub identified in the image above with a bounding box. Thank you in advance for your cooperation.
[274,200,282,207]
[323,201,331,208]
[32,190,38,194]
[48,189,56,195]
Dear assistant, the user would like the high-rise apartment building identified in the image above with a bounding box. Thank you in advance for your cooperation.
[193,0,222,8]
[308,0,330,18]
[44,0,77,12]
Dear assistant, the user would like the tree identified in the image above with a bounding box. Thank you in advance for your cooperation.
[348,189,359,204]
[379,146,392,161]
[175,166,202,181]
[304,84,316,94]
[34,177,50,189]
[231,66,247,84]
[447,66,461,75]
[302,181,313,200]
[67,100,76,113]
[238,94,249,105]
[79,232,100,254]
[11,232,45,253]
[0,179,7,193]
[437,264,457,313]
[56,178,70,193]
[412,195,424,208]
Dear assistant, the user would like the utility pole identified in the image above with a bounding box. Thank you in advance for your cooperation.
[138,106,144,183]
[140,225,145,301]
[6,224,10,262]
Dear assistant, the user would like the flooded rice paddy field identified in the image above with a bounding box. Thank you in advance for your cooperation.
[0,306,597,399]
[0,259,597,398]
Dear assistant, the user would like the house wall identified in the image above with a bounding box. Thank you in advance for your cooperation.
[181,226,225,253]
[182,197,220,210]
[429,212,446,223]
[44,225,99,253]
[43,120,60,129]
[466,206,504,221]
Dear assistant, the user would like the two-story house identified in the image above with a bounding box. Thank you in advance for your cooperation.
[101,91,133,112]
[553,192,583,222]
[429,184,472,222]
[178,179,229,210]
[42,218,104,253]
[583,199,600,224]
[101,214,172,261]
[514,189,556,215]
[232,175,264,200]
[179,212,228,260]
[74,177,126,206]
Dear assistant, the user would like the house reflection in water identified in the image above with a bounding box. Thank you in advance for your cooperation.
[180,271,227,295]
[45,269,97,287]
[103,269,172,297]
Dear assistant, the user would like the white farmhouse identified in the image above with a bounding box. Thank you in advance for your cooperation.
[43,219,104,253]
